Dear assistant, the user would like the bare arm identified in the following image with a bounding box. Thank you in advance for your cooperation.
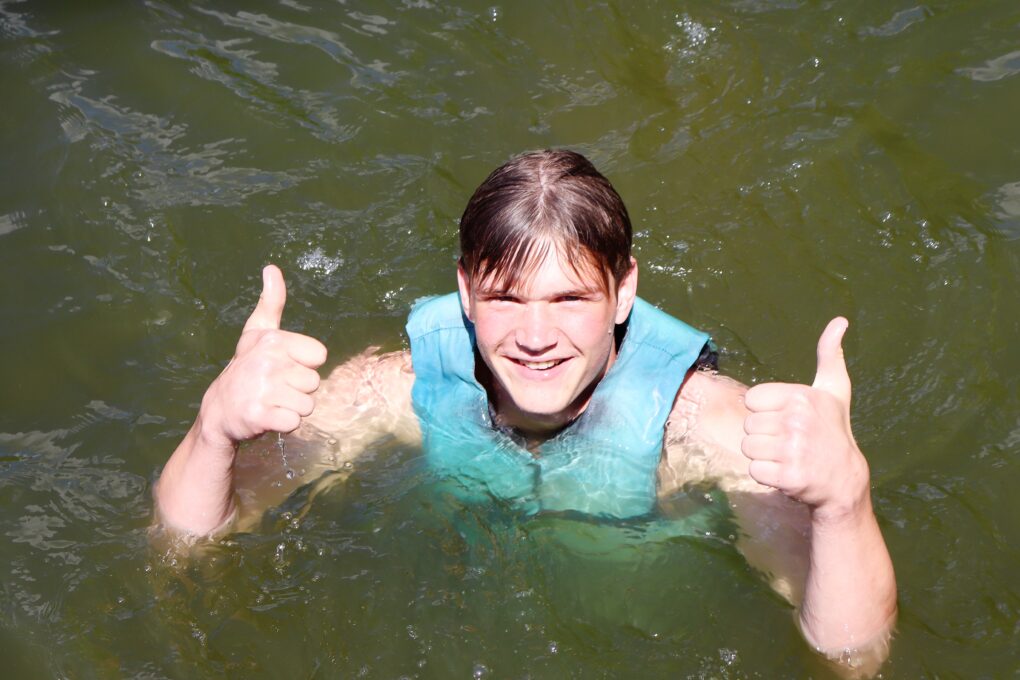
[659,320,896,677]
[227,348,417,532]
[153,266,417,539]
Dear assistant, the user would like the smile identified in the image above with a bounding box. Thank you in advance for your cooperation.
[510,357,567,371]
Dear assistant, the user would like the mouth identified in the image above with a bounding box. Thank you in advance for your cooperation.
[509,357,568,371]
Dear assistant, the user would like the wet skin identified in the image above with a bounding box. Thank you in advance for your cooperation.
[156,262,897,676]
[456,249,637,437]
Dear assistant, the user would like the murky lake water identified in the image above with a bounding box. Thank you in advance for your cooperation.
[2,1,1019,677]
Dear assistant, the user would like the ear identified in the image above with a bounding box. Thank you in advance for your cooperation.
[614,257,638,325]
[456,263,474,322]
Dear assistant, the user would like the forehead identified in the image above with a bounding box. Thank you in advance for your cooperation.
[473,243,608,295]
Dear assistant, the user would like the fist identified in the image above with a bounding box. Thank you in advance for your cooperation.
[201,265,328,446]
[740,318,869,519]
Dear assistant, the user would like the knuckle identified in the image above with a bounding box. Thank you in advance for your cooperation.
[257,329,284,349]
[784,411,811,436]
[247,401,268,422]
[789,390,813,412]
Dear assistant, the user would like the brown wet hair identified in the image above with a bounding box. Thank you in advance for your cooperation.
[459,149,633,293]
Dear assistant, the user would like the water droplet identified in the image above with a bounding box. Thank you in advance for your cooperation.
[488,6,500,22]
[548,641,558,654]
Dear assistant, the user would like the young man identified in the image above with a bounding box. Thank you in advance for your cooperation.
[155,150,896,674]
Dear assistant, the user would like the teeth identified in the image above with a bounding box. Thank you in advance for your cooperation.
[522,359,559,370]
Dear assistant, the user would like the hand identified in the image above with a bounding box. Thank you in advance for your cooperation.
[741,317,869,521]
[199,265,328,448]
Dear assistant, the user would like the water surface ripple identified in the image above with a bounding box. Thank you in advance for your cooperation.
[1,1,1019,677]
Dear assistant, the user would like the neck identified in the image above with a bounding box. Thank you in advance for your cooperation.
[492,397,581,441]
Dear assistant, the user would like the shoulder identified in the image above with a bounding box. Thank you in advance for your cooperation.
[667,369,747,444]
[304,348,418,442]
[322,347,414,390]
[658,369,761,494]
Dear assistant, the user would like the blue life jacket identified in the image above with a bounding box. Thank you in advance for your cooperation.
[406,293,710,519]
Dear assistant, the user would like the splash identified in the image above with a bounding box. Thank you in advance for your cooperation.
[297,247,343,275]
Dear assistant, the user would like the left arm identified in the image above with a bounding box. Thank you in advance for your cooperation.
[660,318,896,675]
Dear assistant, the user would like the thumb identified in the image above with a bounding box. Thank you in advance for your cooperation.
[812,316,852,402]
[242,264,287,332]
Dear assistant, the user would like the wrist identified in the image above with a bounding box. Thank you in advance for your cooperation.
[196,384,240,452]
[810,487,873,530]
[811,445,872,527]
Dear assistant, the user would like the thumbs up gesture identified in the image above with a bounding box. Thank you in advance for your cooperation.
[201,265,328,447]
[741,318,869,520]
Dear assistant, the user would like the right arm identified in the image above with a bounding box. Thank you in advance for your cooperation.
[153,265,418,538]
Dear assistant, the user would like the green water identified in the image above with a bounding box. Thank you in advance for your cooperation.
[2,1,1019,677]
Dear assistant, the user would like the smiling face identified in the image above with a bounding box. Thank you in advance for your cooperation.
[458,243,637,436]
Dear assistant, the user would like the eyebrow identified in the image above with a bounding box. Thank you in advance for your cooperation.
[475,284,603,299]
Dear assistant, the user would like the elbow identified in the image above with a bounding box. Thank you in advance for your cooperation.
[800,602,897,679]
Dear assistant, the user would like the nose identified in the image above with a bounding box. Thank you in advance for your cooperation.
[514,302,558,354]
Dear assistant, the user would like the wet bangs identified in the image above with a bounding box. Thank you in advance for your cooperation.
[469,231,612,294]
[459,149,632,296]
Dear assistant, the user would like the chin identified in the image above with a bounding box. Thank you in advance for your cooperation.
[505,386,581,423]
